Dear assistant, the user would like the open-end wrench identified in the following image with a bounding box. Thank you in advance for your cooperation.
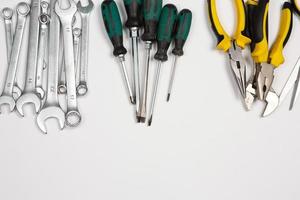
[73,27,81,87]
[36,1,50,99]
[55,0,82,127]
[37,0,65,134]
[0,3,30,113]
[76,0,94,96]
[1,8,23,100]
[16,0,41,116]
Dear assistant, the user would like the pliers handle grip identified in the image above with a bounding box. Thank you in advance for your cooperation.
[207,0,251,52]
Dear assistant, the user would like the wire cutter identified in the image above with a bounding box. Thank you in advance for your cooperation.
[208,0,251,98]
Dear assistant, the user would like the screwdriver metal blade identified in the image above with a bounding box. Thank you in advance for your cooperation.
[289,67,300,110]
[166,56,178,102]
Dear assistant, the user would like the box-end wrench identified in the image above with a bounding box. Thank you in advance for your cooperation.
[0,3,30,113]
[73,27,81,87]
[16,0,41,116]
[37,0,65,134]
[76,0,94,96]
[1,8,23,100]
[55,0,82,127]
[36,1,50,100]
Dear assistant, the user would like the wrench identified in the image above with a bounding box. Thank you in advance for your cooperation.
[37,0,65,134]
[76,0,94,96]
[16,0,41,116]
[55,0,82,127]
[1,8,23,100]
[36,1,50,99]
[0,3,30,113]
[73,27,81,87]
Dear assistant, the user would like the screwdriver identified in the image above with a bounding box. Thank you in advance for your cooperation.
[138,0,163,123]
[123,0,143,121]
[167,9,192,102]
[101,0,135,104]
[148,4,178,126]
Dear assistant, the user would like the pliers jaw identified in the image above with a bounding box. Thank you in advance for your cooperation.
[256,63,274,101]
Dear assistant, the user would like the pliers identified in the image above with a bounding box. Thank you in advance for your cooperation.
[208,0,251,98]
[245,0,293,116]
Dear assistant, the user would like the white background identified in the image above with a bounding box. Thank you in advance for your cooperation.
[1,0,300,199]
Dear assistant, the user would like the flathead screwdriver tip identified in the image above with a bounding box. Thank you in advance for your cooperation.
[130,96,136,105]
[147,116,153,126]
[166,93,171,102]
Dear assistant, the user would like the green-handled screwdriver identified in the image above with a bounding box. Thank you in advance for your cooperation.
[148,4,178,126]
[138,0,163,123]
[101,0,135,104]
[123,0,143,121]
[167,9,192,102]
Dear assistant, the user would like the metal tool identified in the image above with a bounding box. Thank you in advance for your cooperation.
[36,1,50,99]
[16,0,41,116]
[73,27,81,87]
[167,9,192,102]
[1,8,23,100]
[138,0,162,123]
[55,0,82,127]
[76,0,94,96]
[208,0,251,98]
[101,0,135,104]
[123,0,143,120]
[0,3,30,113]
[148,4,178,126]
[37,0,65,134]
[251,0,293,101]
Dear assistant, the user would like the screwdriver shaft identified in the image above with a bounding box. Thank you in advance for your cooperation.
[167,56,178,102]
[138,41,152,122]
[130,27,141,120]
[148,61,162,126]
[118,55,135,104]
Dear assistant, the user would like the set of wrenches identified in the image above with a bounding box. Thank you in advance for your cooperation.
[0,0,94,133]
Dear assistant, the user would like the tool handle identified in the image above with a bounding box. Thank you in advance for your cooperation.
[246,0,257,52]
[154,4,178,62]
[207,0,231,51]
[123,0,143,28]
[172,9,192,56]
[269,2,293,68]
[141,0,162,42]
[292,0,300,15]
[101,0,127,56]
[250,0,269,63]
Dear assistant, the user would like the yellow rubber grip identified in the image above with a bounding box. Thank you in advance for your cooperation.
[207,0,231,52]
[269,2,293,68]
[251,2,269,63]
[234,0,251,48]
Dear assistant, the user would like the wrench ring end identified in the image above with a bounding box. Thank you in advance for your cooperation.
[66,110,81,127]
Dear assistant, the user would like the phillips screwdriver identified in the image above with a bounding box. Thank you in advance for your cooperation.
[167,9,192,102]
[123,0,143,121]
[138,0,163,123]
[101,0,135,104]
[148,4,178,126]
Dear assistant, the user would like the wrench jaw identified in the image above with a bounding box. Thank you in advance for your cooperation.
[77,0,94,13]
[16,93,41,116]
[65,110,81,127]
[36,106,66,134]
[262,91,279,117]
[55,0,77,21]
[77,82,88,96]
[0,96,16,114]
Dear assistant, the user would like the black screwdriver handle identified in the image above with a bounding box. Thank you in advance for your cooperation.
[141,0,163,42]
[101,0,127,57]
[154,4,178,62]
[172,9,192,56]
[123,0,143,28]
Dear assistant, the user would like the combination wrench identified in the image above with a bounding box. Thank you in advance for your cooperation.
[16,0,41,116]
[37,0,65,134]
[1,7,23,100]
[73,27,81,87]
[0,3,30,113]
[36,1,50,99]
[55,0,82,127]
[76,0,94,96]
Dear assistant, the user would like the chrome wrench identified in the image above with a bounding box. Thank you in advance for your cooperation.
[73,27,81,87]
[16,0,41,116]
[0,3,30,113]
[36,1,50,99]
[37,0,65,134]
[55,0,81,127]
[76,0,94,96]
[1,7,22,100]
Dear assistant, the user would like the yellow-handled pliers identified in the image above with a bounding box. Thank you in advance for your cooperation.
[207,0,251,98]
